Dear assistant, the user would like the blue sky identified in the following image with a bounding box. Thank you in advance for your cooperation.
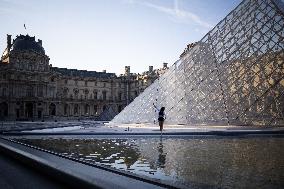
[0,0,241,75]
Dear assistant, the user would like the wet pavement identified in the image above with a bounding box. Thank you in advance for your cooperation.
[9,121,283,135]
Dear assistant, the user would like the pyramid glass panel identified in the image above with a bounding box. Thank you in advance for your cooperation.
[112,0,284,126]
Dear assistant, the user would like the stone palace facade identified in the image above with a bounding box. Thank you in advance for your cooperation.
[0,34,168,121]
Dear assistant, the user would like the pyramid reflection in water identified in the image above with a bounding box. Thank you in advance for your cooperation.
[112,0,284,126]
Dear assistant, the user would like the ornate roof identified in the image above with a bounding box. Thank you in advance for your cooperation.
[51,67,117,78]
[11,34,45,54]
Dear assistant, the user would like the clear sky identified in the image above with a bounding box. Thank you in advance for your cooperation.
[0,0,241,75]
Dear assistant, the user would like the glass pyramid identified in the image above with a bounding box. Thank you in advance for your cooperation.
[112,0,284,126]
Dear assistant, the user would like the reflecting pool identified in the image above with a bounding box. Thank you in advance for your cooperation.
[15,135,284,189]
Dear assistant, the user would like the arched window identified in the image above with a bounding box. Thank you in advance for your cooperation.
[0,102,8,117]
[85,104,90,115]
[63,88,69,98]
[2,88,7,97]
[73,88,79,98]
[94,105,98,115]
[93,90,98,100]
[25,103,33,118]
[84,89,89,95]
[84,89,89,99]
[74,104,78,115]
[64,104,69,115]
[49,103,56,116]
[118,105,122,112]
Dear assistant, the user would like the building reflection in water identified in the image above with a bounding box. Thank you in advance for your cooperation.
[16,136,284,189]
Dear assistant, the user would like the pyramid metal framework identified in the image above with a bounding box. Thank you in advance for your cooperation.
[97,106,117,121]
[112,0,284,126]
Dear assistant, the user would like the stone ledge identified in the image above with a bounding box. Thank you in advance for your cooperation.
[0,138,168,189]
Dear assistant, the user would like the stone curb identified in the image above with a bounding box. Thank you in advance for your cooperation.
[0,138,173,189]
[0,139,97,189]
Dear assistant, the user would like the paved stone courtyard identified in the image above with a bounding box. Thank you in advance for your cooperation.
[1,120,283,134]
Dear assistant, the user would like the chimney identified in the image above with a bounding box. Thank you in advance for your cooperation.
[149,66,153,72]
[7,34,12,50]
[125,66,130,76]
[102,70,106,73]
[163,63,168,69]
[38,39,42,46]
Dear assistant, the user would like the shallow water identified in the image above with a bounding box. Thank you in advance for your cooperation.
[15,135,284,188]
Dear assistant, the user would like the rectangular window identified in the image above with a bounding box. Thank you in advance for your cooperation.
[103,91,107,100]
[26,86,33,97]
[2,88,6,97]
[118,92,122,101]
[38,86,43,97]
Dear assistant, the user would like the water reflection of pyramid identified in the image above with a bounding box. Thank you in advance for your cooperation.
[112,0,284,126]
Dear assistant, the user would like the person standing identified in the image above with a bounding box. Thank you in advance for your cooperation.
[153,103,166,131]
[158,107,166,131]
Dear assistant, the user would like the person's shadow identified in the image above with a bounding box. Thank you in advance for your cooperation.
[157,136,166,168]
